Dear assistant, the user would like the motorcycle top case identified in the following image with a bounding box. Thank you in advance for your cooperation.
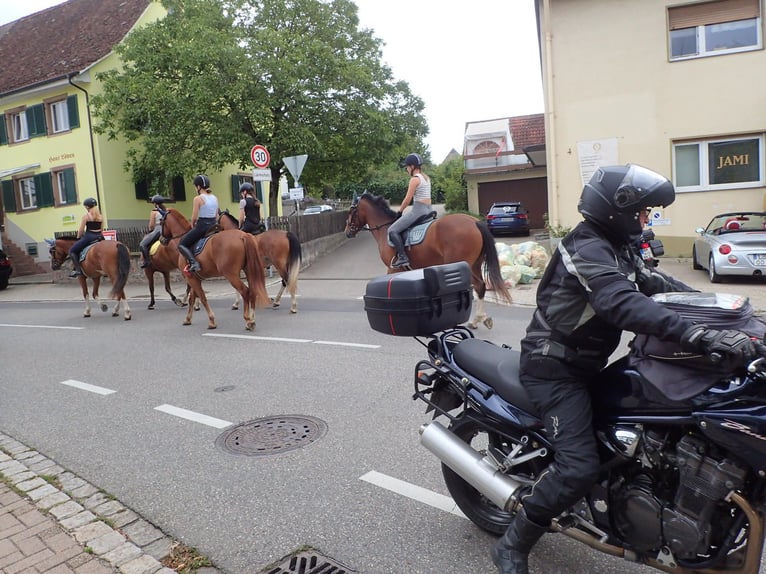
[364,262,473,336]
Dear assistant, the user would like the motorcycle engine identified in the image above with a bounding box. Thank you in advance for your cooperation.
[608,429,748,559]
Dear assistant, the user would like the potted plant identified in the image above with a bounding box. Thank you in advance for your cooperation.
[542,212,572,253]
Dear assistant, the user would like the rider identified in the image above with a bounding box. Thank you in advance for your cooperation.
[238,182,264,234]
[178,174,218,273]
[387,153,431,269]
[492,164,760,574]
[68,197,104,278]
[138,195,168,268]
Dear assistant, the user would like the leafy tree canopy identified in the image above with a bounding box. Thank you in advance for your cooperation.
[92,0,429,211]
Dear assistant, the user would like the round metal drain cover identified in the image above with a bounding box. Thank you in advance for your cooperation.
[215,415,327,456]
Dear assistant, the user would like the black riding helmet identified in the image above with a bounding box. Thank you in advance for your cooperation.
[83,197,97,208]
[151,195,167,204]
[239,182,255,194]
[193,174,210,189]
[578,164,675,243]
[399,153,423,168]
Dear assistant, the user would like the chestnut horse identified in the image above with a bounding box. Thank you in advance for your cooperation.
[144,241,188,310]
[46,237,132,320]
[344,192,512,329]
[217,211,302,313]
[160,208,269,330]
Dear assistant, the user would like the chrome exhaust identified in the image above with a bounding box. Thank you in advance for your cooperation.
[419,420,523,512]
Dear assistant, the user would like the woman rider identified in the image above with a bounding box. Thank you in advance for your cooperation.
[178,174,218,273]
[68,197,104,277]
[387,153,432,269]
[138,195,168,268]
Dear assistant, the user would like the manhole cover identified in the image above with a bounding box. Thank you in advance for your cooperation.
[215,415,327,456]
[264,550,356,574]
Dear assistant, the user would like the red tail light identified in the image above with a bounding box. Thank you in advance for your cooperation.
[486,215,496,220]
[517,213,528,220]
[719,244,732,255]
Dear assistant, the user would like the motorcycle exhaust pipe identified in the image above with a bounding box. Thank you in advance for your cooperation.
[419,420,523,512]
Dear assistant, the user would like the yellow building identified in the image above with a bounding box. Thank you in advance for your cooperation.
[0,0,267,273]
[535,0,765,256]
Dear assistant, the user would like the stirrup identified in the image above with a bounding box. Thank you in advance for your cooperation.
[140,260,151,268]
[69,270,83,278]
[390,256,410,269]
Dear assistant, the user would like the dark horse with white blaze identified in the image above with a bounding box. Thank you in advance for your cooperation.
[344,192,512,329]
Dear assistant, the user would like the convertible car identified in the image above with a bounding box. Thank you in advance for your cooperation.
[692,211,766,283]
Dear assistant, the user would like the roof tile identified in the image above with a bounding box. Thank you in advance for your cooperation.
[510,113,545,150]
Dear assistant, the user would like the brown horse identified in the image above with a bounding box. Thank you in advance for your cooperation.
[217,211,302,313]
[143,241,189,310]
[46,237,132,320]
[344,192,512,329]
[160,208,269,330]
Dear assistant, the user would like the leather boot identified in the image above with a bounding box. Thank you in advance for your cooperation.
[389,233,410,269]
[69,253,83,277]
[140,245,151,268]
[178,244,200,272]
[491,508,548,574]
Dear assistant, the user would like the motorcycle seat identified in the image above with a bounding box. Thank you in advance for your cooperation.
[452,339,541,419]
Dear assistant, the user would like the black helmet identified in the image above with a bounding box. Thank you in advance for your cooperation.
[83,197,97,208]
[399,153,423,168]
[239,182,254,194]
[151,195,166,204]
[193,174,210,189]
[578,164,675,243]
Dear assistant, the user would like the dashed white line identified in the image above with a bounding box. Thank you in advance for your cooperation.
[154,404,232,429]
[312,340,379,349]
[203,333,380,348]
[59,380,116,395]
[1,324,83,330]
[360,470,467,518]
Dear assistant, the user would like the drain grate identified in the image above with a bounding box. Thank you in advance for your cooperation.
[215,415,327,456]
[265,550,356,574]
[214,385,235,392]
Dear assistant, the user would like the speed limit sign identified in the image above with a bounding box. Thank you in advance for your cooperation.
[250,145,270,169]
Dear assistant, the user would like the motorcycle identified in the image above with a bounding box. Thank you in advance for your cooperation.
[364,262,766,574]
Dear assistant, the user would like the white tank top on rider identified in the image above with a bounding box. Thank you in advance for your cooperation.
[413,173,431,203]
[198,195,219,219]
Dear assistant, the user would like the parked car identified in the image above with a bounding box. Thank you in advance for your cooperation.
[485,202,530,236]
[692,211,766,283]
[303,205,333,215]
[0,248,12,291]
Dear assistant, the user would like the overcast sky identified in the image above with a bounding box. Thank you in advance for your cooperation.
[1,0,544,163]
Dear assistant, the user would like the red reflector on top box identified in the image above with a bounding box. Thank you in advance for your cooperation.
[364,262,473,336]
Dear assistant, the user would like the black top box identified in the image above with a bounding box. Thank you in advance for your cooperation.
[364,262,473,336]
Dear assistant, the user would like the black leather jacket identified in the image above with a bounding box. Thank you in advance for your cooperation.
[521,220,696,369]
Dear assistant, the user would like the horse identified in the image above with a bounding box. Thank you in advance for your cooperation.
[217,211,302,313]
[46,237,132,320]
[143,241,189,310]
[159,208,270,330]
[344,192,512,329]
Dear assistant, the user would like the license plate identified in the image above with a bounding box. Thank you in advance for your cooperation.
[753,255,766,266]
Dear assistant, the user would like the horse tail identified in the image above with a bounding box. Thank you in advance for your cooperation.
[476,221,512,304]
[285,231,302,291]
[110,242,131,299]
[243,235,269,309]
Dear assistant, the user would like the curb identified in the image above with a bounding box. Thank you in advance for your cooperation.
[0,432,221,574]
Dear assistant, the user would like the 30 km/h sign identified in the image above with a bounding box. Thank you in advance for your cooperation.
[250,145,270,169]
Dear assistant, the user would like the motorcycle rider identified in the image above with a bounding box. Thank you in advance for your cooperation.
[492,164,760,574]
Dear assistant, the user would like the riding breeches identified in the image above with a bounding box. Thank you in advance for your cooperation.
[388,201,432,240]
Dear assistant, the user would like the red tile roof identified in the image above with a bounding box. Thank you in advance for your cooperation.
[0,0,150,96]
[509,113,545,150]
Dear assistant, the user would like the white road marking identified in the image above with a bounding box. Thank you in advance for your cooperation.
[203,333,379,348]
[59,380,116,396]
[0,324,83,330]
[154,404,232,429]
[360,470,467,518]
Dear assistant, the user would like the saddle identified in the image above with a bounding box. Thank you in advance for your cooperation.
[78,236,105,262]
[190,224,222,255]
[387,211,437,248]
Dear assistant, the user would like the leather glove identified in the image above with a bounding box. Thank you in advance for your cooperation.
[681,325,759,366]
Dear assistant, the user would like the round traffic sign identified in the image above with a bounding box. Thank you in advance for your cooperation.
[250,145,270,169]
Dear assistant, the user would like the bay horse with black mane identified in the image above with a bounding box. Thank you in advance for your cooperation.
[217,210,302,313]
[160,208,269,330]
[46,237,132,320]
[344,192,512,329]
[143,241,189,310]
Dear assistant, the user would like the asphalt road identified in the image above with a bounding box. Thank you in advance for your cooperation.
[3,231,766,574]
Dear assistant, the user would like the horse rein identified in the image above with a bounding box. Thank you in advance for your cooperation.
[347,206,393,234]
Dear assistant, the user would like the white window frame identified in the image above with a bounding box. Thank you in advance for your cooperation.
[55,170,69,205]
[12,111,28,142]
[19,177,37,210]
[670,17,761,60]
[673,134,765,192]
[49,100,70,133]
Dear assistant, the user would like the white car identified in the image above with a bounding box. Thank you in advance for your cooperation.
[303,205,333,215]
[692,211,766,283]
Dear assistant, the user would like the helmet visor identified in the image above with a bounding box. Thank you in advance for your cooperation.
[618,165,671,207]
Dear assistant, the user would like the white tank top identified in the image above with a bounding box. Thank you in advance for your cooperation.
[413,173,431,203]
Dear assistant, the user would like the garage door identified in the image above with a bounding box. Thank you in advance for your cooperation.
[478,178,548,229]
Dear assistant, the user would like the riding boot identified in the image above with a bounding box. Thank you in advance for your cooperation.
[139,245,151,268]
[178,244,201,272]
[491,508,548,574]
[389,233,410,269]
[69,253,83,278]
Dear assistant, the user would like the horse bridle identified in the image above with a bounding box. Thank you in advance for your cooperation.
[160,212,186,242]
[346,204,393,236]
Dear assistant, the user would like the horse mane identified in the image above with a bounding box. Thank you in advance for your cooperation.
[360,191,398,219]
[219,210,238,226]
[166,208,191,229]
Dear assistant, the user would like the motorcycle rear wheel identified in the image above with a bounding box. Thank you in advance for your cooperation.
[442,415,545,535]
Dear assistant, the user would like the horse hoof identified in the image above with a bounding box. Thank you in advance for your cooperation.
[112,312,119,317]
[124,314,132,321]
[84,313,91,318]
[183,320,191,326]
[208,324,217,330]
[231,305,239,311]
[100,304,108,313]
[246,322,255,331]
[483,317,494,330]
[148,304,155,310]
[466,321,478,330]
[174,300,184,307]
[290,309,297,314]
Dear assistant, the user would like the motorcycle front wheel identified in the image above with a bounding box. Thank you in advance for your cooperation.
[442,414,545,535]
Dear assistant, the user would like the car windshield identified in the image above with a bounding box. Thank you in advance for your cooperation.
[706,213,766,234]
[490,205,519,215]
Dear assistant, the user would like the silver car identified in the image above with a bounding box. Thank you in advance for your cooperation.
[692,212,766,283]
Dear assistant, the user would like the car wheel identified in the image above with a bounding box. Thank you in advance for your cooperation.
[709,254,722,283]
[692,245,703,270]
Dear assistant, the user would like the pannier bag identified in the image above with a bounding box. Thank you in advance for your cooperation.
[629,292,766,402]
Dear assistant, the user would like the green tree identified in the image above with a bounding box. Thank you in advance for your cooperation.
[431,155,467,212]
[92,0,428,212]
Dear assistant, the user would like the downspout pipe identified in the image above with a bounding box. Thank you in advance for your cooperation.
[68,74,102,220]
[541,0,559,228]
